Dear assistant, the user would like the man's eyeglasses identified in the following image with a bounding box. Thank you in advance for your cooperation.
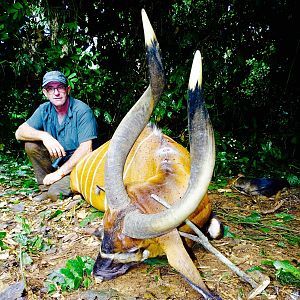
[45,85,67,94]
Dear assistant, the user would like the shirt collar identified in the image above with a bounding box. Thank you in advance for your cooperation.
[67,96,74,119]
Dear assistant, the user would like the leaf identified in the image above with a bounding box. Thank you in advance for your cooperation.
[13,12,18,20]
[7,8,18,14]
[0,240,9,250]
[48,209,63,220]
[22,223,31,234]
[31,236,44,251]
[15,216,31,234]
[66,259,83,278]
[59,267,82,290]
[262,260,300,287]
[81,256,95,274]
[21,251,33,265]
[243,211,261,224]
[223,225,237,238]
[246,266,265,272]
[60,267,75,279]
[73,276,82,289]
[68,73,77,79]
[13,2,23,9]
[79,211,104,227]
[15,215,23,222]
[104,111,112,124]
[283,234,300,246]
[269,220,286,227]
[64,68,71,76]
[64,276,76,289]
[144,257,168,266]
[14,233,28,246]
[277,241,286,248]
[83,277,93,288]
[273,260,300,280]
[259,227,271,233]
[45,282,57,294]
[44,256,95,293]
[0,232,6,239]
[47,270,65,284]
[261,260,274,266]
[275,212,296,222]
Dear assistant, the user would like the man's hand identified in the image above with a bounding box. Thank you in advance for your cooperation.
[43,170,63,185]
[43,140,93,186]
[42,133,66,158]
[15,123,66,158]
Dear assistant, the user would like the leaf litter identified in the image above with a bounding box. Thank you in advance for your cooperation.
[0,180,300,299]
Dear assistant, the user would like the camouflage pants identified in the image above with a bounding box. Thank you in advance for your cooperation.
[25,141,72,201]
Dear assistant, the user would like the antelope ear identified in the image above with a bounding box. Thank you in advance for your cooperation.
[95,185,105,195]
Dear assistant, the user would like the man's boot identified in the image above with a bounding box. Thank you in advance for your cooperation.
[47,175,72,201]
[25,142,72,202]
[32,184,50,202]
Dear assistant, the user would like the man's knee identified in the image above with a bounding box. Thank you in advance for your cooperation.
[25,141,45,155]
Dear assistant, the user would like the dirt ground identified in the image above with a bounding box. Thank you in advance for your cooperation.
[0,184,299,300]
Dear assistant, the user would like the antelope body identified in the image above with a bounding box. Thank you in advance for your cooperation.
[70,9,222,300]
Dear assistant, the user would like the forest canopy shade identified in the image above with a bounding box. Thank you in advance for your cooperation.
[0,0,299,181]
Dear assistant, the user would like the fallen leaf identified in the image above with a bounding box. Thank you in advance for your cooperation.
[77,210,87,220]
[0,251,9,260]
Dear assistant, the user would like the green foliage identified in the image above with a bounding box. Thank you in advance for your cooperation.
[286,173,300,186]
[20,251,33,266]
[0,231,9,250]
[144,257,169,266]
[213,131,300,183]
[16,215,31,234]
[144,257,169,276]
[208,176,228,191]
[0,1,299,178]
[47,209,63,221]
[240,57,271,99]
[79,208,104,227]
[13,215,51,255]
[214,132,250,176]
[262,260,300,288]
[220,209,300,245]
[0,153,38,194]
[223,226,237,239]
[44,256,95,293]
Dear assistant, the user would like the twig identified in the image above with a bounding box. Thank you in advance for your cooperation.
[261,200,284,215]
[19,246,26,288]
[150,193,271,296]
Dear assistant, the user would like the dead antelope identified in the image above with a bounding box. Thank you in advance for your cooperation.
[71,9,223,300]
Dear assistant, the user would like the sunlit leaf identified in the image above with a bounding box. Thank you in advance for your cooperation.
[275,213,296,222]
[79,211,104,227]
[21,251,33,265]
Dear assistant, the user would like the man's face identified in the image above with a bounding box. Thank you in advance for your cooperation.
[42,81,71,107]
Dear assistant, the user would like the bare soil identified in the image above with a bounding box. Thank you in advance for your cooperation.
[0,184,299,300]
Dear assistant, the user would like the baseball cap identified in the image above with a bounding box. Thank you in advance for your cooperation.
[42,71,68,87]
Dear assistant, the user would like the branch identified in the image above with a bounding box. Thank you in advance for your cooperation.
[150,193,270,298]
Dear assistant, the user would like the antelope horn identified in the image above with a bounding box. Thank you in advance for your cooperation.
[104,9,165,210]
[123,50,216,239]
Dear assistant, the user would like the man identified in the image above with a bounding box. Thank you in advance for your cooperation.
[15,71,98,201]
